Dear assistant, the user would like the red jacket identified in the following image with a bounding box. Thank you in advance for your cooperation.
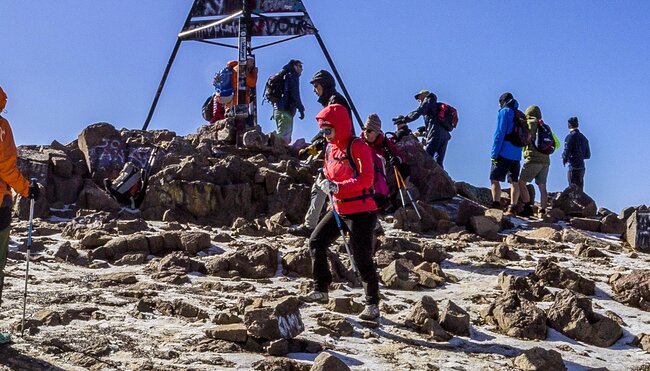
[317,105,377,215]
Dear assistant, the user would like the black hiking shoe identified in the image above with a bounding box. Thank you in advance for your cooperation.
[490,201,502,209]
[288,225,313,237]
[519,204,534,218]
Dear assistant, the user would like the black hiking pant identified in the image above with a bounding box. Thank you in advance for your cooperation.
[309,210,379,305]
[568,168,585,191]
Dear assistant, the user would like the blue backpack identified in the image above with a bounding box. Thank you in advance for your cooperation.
[213,66,234,97]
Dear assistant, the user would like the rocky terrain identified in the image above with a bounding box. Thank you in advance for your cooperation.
[1,122,649,371]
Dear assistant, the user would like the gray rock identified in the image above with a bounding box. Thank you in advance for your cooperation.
[379,259,420,290]
[552,185,597,217]
[439,301,470,336]
[610,270,650,311]
[482,292,547,340]
[625,209,650,252]
[514,347,566,371]
[532,258,595,295]
[310,352,350,371]
[205,324,248,343]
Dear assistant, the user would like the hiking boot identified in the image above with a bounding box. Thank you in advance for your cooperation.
[359,304,380,320]
[490,201,502,210]
[505,204,517,216]
[374,223,385,236]
[288,224,313,237]
[299,290,329,304]
[539,208,547,218]
[519,204,534,218]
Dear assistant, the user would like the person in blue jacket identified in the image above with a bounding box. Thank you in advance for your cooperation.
[562,116,591,190]
[490,92,523,213]
[273,59,305,144]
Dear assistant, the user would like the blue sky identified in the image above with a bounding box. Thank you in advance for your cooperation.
[1,1,648,212]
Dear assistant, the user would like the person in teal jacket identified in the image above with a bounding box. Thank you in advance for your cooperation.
[490,92,523,213]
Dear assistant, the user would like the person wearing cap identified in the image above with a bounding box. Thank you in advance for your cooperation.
[562,116,591,190]
[490,92,522,213]
[0,86,39,334]
[301,104,381,321]
[399,90,451,168]
[273,59,305,144]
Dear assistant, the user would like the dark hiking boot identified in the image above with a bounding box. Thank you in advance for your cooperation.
[490,201,502,209]
[359,304,380,320]
[519,203,534,218]
[505,204,517,216]
[288,224,313,237]
[299,290,329,304]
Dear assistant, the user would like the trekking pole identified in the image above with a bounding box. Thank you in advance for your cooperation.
[395,169,422,220]
[21,189,36,335]
[392,166,408,208]
[326,191,361,280]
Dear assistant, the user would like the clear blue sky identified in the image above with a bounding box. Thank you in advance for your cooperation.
[1,1,648,212]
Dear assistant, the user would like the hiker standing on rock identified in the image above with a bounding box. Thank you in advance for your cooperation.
[290,70,352,236]
[490,92,522,214]
[0,86,39,339]
[562,116,591,191]
[301,104,381,321]
[518,105,556,217]
[273,59,305,144]
[398,90,452,169]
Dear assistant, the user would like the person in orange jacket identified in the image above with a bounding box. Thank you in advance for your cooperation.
[226,57,258,108]
[0,85,39,311]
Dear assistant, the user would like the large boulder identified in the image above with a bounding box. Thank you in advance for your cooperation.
[514,347,566,371]
[552,185,597,217]
[532,258,595,295]
[391,134,456,202]
[609,270,650,311]
[481,292,547,340]
[455,181,493,207]
[625,208,650,252]
[243,297,304,341]
[205,244,278,279]
[547,289,623,347]
[439,301,470,337]
[600,213,626,235]
[77,122,125,184]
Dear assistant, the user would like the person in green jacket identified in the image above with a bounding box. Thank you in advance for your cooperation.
[518,105,554,217]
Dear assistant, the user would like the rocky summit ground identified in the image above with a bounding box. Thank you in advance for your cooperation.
[0,205,649,371]
[1,123,649,370]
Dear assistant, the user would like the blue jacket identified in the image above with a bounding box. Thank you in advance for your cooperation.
[491,99,522,161]
[403,93,450,144]
[562,129,590,169]
[275,62,305,117]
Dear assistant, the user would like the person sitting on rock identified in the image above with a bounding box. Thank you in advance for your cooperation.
[300,104,381,321]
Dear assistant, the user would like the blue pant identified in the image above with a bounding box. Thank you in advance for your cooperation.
[425,133,450,169]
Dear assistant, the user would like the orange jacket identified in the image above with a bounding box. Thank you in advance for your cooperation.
[0,116,29,199]
[227,60,258,106]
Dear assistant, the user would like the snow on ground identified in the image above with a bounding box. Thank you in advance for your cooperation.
[1,216,650,370]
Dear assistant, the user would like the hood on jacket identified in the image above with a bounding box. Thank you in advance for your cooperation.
[0,86,6,112]
[316,104,352,146]
[311,70,335,89]
[525,105,542,119]
[282,59,302,73]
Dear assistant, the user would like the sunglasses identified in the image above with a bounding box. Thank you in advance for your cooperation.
[321,128,333,136]
[364,128,374,133]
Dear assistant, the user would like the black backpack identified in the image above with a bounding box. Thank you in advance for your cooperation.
[505,109,531,147]
[104,147,159,209]
[202,94,214,121]
[263,70,287,104]
[533,119,556,155]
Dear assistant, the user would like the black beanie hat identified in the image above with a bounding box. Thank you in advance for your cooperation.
[310,70,335,88]
[568,116,579,128]
[499,92,514,107]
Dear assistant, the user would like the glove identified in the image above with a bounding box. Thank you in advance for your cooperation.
[299,145,318,157]
[328,181,339,194]
[299,110,305,120]
[28,180,39,200]
[390,156,402,167]
[318,178,339,194]
[491,158,498,166]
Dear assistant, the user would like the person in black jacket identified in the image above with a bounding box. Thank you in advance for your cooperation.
[562,116,591,190]
[399,90,452,169]
[274,59,305,144]
[290,70,352,236]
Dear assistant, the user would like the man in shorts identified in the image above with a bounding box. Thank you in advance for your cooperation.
[518,105,551,217]
[490,92,523,214]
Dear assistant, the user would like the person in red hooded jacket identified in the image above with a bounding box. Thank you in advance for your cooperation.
[301,104,381,320]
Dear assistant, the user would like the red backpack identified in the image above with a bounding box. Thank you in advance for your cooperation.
[436,102,459,131]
